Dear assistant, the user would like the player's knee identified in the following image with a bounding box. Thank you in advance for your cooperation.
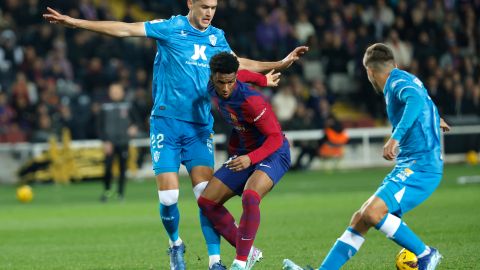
[242,190,261,207]
[360,206,385,227]
[158,189,179,206]
[193,181,208,200]
[349,210,363,226]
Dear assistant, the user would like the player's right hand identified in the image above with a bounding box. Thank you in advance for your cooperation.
[265,70,281,87]
[226,155,251,172]
[43,7,76,28]
[440,118,451,132]
[382,138,398,161]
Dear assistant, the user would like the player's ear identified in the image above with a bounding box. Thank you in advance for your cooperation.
[187,0,193,9]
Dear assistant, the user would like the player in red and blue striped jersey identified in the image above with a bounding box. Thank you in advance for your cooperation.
[198,52,290,270]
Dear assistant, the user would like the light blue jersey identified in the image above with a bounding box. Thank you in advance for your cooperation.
[144,15,232,125]
[384,68,443,173]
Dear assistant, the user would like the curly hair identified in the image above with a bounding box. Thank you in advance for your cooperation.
[209,52,239,74]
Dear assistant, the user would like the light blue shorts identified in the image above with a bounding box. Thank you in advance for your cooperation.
[375,166,442,217]
[150,116,214,174]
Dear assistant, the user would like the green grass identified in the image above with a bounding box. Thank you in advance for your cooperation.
[1,164,479,269]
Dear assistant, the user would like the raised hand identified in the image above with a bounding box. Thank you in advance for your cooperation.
[43,7,76,28]
[265,69,281,87]
[280,46,309,69]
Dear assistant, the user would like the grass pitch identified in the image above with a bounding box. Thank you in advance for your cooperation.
[1,164,479,269]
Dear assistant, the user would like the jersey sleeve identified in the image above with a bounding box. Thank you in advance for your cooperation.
[237,70,268,87]
[391,83,424,141]
[144,17,173,41]
[242,96,283,164]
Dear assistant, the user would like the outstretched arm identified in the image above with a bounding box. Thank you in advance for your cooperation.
[43,7,146,37]
[237,46,309,72]
[237,69,281,87]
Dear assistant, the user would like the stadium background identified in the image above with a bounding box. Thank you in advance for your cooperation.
[1,0,480,269]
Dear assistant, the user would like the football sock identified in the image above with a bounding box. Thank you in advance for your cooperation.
[159,202,180,243]
[319,227,365,270]
[417,246,431,258]
[198,196,238,246]
[194,182,221,259]
[199,210,221,256]
[375,213,426,256]
[236,190,261,261]
[233,259,247,268]
[209,255,221,268]
[169,237,183,247]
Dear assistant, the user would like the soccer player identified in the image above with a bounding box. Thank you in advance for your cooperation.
[197,52,290,270]
[43,1,308,269]
[282,43,450,270]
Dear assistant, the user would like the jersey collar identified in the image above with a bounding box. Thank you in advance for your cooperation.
[383,68,400,95]
[183,15,211,33]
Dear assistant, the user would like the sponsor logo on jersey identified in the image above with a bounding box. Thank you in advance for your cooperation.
[394,168,414,182]
[180,30,188,37]
[191,44,207,61]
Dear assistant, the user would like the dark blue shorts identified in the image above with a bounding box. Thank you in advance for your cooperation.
[214,140,291,195]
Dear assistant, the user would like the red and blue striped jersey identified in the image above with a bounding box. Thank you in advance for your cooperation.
[209,71,286,164]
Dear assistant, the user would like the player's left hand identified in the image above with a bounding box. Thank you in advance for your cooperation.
[226,155,251,172]
[440,118,451,132]
[280,46,309,69]
[265,69,281,87]
[383,138,399,161]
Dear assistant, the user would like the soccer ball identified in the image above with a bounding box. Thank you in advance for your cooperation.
[395,248,418,270]
[466,150,478,165]
[16,185,34,203]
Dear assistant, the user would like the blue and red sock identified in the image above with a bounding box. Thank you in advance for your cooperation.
[236,189,261,262]
[198,196,238,246]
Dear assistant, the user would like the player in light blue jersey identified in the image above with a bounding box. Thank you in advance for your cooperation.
[283,43,450,270]
[44,1,308,270]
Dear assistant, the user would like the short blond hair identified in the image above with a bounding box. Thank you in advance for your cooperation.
[363,43,395,71]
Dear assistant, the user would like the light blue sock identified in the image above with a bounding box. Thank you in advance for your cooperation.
[375,213,426,255]
[199,209,221,256]
[159,203,180,242]
[319,227,365,270]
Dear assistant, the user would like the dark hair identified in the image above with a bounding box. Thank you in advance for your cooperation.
[209,52,239,74]
[363,43,395,70]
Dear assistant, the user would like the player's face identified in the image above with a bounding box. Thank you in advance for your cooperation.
[187,0,217,30]
[211,72,237,99]
[365,67,382,93]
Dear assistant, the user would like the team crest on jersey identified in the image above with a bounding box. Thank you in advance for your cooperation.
[209,34,217,46]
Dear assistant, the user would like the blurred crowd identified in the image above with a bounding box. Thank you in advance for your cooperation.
[0,0,479,143]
